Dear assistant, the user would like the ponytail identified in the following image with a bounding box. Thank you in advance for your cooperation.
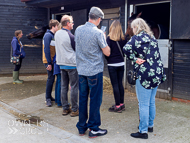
[15,30,22,47]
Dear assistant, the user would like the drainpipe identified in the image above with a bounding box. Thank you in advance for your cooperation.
[124,0,127,89]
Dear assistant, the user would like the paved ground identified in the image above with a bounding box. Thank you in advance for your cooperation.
[0,107,91,143]
[0,75,190,143]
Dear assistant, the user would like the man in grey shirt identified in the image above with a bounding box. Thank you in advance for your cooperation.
[75,7,110,138]
[55,15,79,117]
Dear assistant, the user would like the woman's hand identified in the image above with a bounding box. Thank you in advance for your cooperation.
[136,58,146,65]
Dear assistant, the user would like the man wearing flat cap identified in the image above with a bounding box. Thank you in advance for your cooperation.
[75,6,110,138]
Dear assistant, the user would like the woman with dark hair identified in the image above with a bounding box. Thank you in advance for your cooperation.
[11,30,24,84]
[105,20,128,113]
[123,18,166,139]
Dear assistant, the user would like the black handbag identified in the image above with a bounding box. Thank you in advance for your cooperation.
[10,45,21,65]
[127,40,151,85]
[127,67,140,85]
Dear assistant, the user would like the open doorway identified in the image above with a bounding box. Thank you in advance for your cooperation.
[53,12,71,22]
[135,2,170,39]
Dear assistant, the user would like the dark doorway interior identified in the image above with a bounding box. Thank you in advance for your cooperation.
[55,13,71,23]
[135,2,170,39]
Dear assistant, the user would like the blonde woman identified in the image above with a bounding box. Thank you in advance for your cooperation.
[105,20,128,113]
[11,30,24,84]
[58,23,62,30]
[123,18,166,139]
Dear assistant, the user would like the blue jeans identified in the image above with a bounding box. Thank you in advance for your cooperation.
[108,66,124,105]
[55,73,61,106]
[76,72,103,133]
[45,64,55,100]
[135,79,158,133]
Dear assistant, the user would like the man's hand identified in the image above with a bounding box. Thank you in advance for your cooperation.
[136,58,146,65]
[46,65,52,71]
[103,32,106,39]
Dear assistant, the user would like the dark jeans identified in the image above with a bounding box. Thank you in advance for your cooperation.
[61,69,78,112]
[108,66,124,105]
[76,72,103,133]
[45,64,55,100]
[14,58,22,71]
[55,73,61,106]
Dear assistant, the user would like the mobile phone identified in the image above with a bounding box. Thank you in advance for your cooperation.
[101,26,107,32]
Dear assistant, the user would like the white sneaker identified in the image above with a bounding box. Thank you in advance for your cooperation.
[89,128,107,138]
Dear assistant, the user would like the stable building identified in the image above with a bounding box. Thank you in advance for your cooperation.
[1,0,190,101]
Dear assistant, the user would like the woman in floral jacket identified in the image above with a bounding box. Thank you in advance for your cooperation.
[123,18,166,139]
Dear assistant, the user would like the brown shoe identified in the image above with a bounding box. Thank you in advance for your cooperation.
[70,109,79,117]
[57,105,62,108]
[62,109,71,116]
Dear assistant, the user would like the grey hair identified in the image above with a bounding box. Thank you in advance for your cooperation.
[89,13,99,20]
[131,18,154,38]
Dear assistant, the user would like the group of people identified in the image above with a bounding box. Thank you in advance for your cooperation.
[12,6,166,139]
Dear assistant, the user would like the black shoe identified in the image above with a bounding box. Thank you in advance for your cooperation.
[138,126,153,132]
[120,104,125,111]
[89,129,107,138]
[130,132,148,139]
[148,127,153,132]
[46,99,52,107]
[50,97,55,101]
[108,105,122,113]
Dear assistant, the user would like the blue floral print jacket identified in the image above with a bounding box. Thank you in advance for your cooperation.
[123,31,166,89]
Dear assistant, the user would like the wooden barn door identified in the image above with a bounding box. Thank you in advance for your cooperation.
[71,9,87,34]
[126,2,172,100]
[171,0,190,100]
[172,40,190,100]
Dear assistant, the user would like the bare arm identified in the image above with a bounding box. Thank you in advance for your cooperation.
[102,45,110,57]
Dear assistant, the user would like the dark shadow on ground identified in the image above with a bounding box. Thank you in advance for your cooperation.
[0,80,54,103]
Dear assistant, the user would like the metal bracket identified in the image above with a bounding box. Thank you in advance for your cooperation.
[169,41,172,50]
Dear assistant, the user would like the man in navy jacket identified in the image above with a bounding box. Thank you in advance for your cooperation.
[42,19,59,107]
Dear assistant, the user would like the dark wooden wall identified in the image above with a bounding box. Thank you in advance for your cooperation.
[171,0,190,39]
[120,5,126,34]
[172,40,190,100]
[0,0,48,74]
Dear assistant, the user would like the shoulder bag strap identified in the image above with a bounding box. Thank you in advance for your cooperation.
[116,41,124,58]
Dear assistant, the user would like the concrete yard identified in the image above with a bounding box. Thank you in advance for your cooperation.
[0,75,190,143]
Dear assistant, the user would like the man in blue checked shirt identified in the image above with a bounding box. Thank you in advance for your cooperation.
[75,7,110,138]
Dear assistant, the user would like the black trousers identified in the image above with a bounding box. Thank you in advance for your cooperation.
[108,66,124,105]
[14,58,22,71]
